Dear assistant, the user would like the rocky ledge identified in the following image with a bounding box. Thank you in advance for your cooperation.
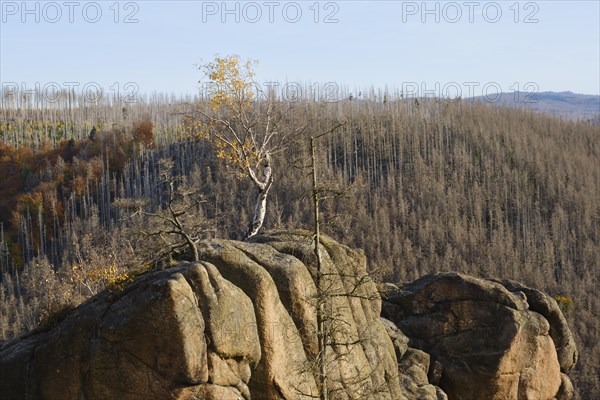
[382,272,578,400]
[0,232,577,400]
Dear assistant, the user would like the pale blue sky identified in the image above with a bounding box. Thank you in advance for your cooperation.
[1,1,599,99]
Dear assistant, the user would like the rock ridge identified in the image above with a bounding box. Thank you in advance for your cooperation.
[1,233,576,400]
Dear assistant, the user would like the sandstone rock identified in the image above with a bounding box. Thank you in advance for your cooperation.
[494,279,579,372]
[555,373,575,400]
[398,349,438,399]
[1,231,423,400]
[435,387,449,400]
[249,231,406,400]
[4,234,569,400]
[428,359,443,386]
[194,384,246,400]
[382,272,576,400]
[381,317,410,359]
[0,264,261,400]
[381,317,445,400]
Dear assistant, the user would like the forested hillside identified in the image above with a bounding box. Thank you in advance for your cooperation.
[0,96,598,398]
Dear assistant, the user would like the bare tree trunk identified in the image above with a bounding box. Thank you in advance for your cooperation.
[245,186,271,240]
[244,152,273,240]
[311,135,328,400]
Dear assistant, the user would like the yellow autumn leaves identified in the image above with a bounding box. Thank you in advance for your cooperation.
[204,55,256,113]
[186,55,263,175]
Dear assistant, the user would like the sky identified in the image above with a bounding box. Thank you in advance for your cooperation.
[1,0,599,102]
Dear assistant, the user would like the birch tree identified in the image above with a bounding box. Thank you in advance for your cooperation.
[185,55,298,240]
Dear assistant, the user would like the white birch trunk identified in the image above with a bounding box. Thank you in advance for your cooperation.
[245,187,269,239]
[244,152,273,240]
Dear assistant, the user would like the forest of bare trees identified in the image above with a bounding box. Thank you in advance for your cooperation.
[0,91,598,398]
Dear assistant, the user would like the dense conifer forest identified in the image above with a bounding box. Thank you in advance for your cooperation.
[0,94,598,398]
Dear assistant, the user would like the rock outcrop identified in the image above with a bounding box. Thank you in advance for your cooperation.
[0,232,443,400]
[381,272,577,400]
[0,234,576,400]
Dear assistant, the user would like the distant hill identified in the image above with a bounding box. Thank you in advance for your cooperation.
[472,91,600,122]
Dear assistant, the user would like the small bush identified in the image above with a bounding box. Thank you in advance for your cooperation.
[554,295,574,313]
